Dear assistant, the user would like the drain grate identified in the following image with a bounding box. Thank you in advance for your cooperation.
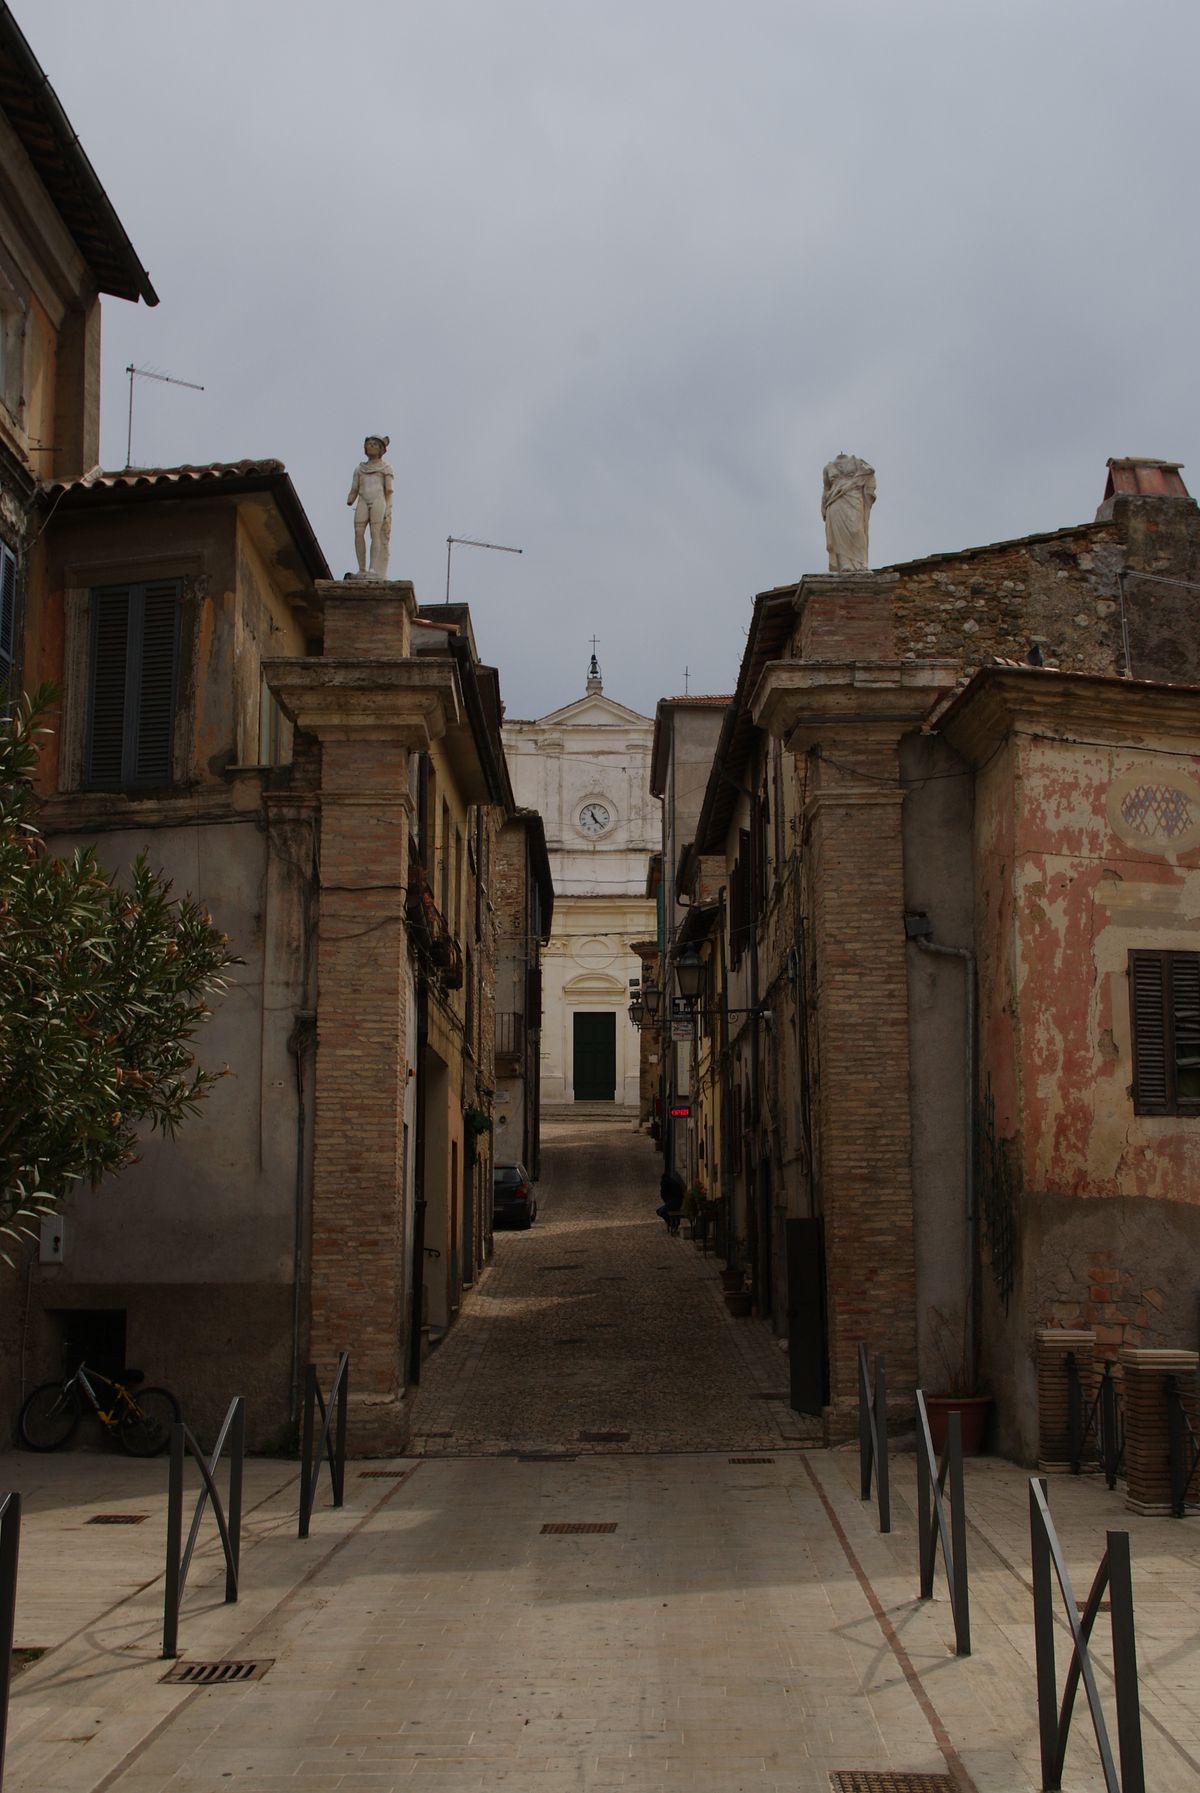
[541,1522,617,1535]
[161,1659,273,1686]
[729,1457,776,1465]
[751,1391,790,1400]
[517,1452,577,1462]
[831,1776,957,1792]
[538,1263,584,1272]
[557,1337,588,1346]
[578,1430,630,1443]
[87,1513,149,1525]
[359,1468,409,1478]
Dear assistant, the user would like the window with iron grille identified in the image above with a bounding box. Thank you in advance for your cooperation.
[84,580,182,790]
[1129,949,1200,1116]
[0,539,16,701]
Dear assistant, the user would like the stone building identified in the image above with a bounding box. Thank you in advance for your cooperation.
[684,458,1200,1454]
[503,655,656,1113]
[493,808,554,1175]
[0,10,546,1453]
[0,5,157,696]
[648,695,731,1180]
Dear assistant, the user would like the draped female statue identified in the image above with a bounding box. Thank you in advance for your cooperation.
[821,452,875,572]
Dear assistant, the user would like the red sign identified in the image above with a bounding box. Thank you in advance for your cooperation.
[669,1104,691,1119]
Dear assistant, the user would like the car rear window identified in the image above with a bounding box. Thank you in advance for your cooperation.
[493,1167,524,1187]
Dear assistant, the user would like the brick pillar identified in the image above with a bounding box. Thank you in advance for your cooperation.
[808,748,916,1424]
[751,581,957,1438]
[1121,1346,1200,1515]
[265,581,457,1454]
[1036,1328,1095,1470]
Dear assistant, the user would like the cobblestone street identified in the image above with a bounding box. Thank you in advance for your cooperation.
[410,1117,818,1455]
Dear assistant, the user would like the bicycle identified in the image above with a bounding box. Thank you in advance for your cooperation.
[18,1362,180,1456]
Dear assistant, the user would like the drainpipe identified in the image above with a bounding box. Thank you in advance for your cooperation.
[906,914,977,1391]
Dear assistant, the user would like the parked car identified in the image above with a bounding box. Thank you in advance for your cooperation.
[493,1162,537,1229]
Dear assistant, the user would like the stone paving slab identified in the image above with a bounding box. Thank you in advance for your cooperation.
[5,1444,1200,1792]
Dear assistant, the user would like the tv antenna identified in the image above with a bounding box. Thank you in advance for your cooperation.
[125,364,205,468]
[445,534,523,603]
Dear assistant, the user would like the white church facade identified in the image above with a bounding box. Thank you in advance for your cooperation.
[503,658,657,1111]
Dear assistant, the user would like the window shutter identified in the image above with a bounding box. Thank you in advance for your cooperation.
[1169,951,1200,1111]
[1129,950,1170,1114]
[133,580,180,782]
[86,585,132,789]
[526,967,542,1033]
[85,580,180,789]
[0,542,15,684]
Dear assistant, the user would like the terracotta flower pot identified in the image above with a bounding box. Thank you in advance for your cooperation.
[924,1394,992,1456]
[723,1288,753,1317]
[720,1268,745,1293]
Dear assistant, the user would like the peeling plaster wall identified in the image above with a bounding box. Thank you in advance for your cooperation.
[976,729,1200,1458]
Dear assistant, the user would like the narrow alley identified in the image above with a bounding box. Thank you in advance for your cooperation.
[409,1117,816,1456]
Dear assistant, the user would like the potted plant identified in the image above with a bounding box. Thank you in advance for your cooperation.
[924,1304,992,1455]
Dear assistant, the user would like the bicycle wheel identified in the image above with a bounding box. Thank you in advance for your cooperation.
[19,1382,82,1451]
[118,1385,181,1457]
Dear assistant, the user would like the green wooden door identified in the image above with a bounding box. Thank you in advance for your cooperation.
[573,1011,616,1101]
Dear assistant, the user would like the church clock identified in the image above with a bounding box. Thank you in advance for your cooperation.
[578,800,611,836]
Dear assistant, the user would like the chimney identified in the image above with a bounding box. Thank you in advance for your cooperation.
[1096,457,1193,520]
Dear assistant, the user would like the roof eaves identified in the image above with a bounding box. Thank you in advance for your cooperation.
[41,460,331,583]
[0,6,157,304]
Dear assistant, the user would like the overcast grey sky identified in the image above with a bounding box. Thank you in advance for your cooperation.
[33,0,1200,719]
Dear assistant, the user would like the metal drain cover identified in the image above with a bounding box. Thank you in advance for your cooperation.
[831,1776,957,1792]
[87,1514,149,1525]
[359,1468,408,1478]
[538,1263,584,1272]
[541,1522,617,1534]
[161,1659,273,1686]
[729,1457,776,1465]
[579,1430,630,1443]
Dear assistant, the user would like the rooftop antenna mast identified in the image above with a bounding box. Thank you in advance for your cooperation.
[445,534,523,603]
[125,364,205,468]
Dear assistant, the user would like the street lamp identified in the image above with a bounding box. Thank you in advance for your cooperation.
[641,982,662,1021]
[674,948,705,1005]
[628,995,645,1027]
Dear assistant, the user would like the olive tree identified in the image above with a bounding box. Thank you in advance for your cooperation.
[0,690,237,1259]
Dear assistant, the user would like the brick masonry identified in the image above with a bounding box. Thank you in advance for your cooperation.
[1121,1346,1200,1515]
[1035,1328,1095,1469]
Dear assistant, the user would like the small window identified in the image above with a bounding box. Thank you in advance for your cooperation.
[1129,949,1200,1115]
[0,539,16,699]
[85,579,181,790]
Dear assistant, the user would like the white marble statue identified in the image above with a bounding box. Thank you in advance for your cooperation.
[346,434,394,579]
[821,452,875,573]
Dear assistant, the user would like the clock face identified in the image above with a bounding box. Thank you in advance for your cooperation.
[578,801,611,836]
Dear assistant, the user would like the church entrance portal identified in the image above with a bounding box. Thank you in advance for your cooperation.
[573,1011,616,1101]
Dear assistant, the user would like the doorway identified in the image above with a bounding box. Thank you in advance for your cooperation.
[573,1011,616,1100]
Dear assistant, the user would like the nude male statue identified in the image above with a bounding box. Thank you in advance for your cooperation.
[346,434,394,579]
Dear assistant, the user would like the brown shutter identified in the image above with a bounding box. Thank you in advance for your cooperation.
[1170,951,1200,1112]
[1129,950,1170,1113]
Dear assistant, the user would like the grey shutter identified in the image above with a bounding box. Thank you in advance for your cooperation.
[1129,950,1170,1114]
[0,542,15,684]
[86,585,132,789]
[133,580,180,782]
[85,579,180,789]
[1169,951,1200,1111]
